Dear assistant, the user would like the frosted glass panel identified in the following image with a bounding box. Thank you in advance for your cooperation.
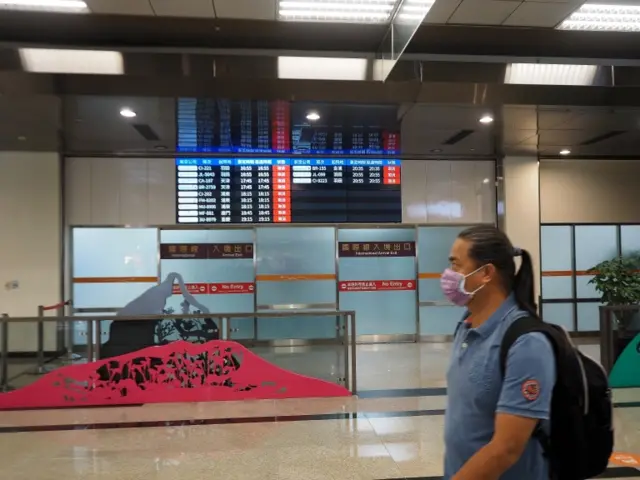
[542,277,572,299]
[577,303,601,332]
[418,226,468,275]
[541,226,572,271]
[541,303,574,331]
[73,282,158,309]
[73,228,158,278]
[256,227,336,339]
[621,225,640,256]
[256,227,335,275]
[420,306,464,335]
[575,226,617,299]
[338,228,416,335]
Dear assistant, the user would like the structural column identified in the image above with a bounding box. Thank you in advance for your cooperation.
[501,156,541,301]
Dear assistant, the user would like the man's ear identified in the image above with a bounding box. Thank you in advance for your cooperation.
[484,263,497,282]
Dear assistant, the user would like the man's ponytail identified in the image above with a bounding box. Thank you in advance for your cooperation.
[513,249,538,318]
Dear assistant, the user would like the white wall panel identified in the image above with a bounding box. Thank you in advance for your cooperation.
[401,161,428,223]
[66,157,494,226]
[120,158,149,225]
[66,157,175,226]
[90,158,120,225]
[401,160,495,224]
[540,160,640,223]
[504,156,540,299]
[148,158,176,225]
[0,152,61,352]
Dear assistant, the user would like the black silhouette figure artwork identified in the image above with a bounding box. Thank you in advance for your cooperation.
[100,273,219,359]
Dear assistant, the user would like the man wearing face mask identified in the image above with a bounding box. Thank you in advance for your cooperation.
[441,225,555,480]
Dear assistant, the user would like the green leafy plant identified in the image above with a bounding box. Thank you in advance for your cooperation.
[588,256,640,307]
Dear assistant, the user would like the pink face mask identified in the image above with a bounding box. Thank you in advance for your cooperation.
[440,265,487,306]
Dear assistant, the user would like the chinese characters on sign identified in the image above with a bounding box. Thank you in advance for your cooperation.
[171,283,255,295]
[338,280,415,292]
[160,243,254,260]
[338,241,416,257]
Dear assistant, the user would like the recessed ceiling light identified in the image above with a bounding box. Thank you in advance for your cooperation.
[558,4,640,32]
[306,112,320,121]
[0,0,88,12]
[278,0,396,24]
[479,115,494,124]
[431,148,442,153]
[483,178,490,184]
[120,108,136,118]
[17,135,26,141]
[560,149,571,155]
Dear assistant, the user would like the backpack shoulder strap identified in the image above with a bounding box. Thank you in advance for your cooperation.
[499,316,546,378]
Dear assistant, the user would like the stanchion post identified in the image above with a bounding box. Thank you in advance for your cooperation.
[36,305,45,374]
[1,314,9,392]
[349,312,357,395]
[86,319,94,362]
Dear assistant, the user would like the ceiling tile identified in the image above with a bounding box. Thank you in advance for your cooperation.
[214,0,277,20]
[448,0,519,25]
[151,0,215,17]
[86,0,154,15]
[503,2,577,27]
[424,0,463,23]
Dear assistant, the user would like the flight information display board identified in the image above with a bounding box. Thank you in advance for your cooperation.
[176,158,401,224]
[177,98,400,155]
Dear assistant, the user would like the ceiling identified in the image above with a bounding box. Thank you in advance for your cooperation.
[84,0,278,19]
[4,95,639,158]
[426,0,582,28]
[77,0,581,29]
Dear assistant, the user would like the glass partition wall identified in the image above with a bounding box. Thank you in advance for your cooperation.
[70,224,486,349]
[540,223,640,332]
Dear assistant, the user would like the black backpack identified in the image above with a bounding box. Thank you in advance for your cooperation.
[499,317,614,480]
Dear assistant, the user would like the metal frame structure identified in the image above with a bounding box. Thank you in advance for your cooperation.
[0,310,358,395]
[68,222,490,348]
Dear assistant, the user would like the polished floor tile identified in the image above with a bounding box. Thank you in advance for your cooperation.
[1,341,640,480]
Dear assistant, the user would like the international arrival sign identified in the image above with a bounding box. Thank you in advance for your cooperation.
[338,241,416,258]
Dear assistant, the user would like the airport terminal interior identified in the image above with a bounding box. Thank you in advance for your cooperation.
[3,0,640,479]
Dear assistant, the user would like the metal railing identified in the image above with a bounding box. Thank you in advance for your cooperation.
[0,309,357,395]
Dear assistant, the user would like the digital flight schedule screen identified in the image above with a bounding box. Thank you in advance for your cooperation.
[175,158,402,224]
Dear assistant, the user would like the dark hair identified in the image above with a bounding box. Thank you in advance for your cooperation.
[458,225,538,317]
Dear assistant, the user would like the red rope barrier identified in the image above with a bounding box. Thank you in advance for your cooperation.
[41,300,71,312]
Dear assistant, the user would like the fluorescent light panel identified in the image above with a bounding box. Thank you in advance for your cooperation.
[395,0,435,22]
[19,48,124,75]
[0,0,88,12]
[278,0,396,23]
[278,56,368,81]
[505,63,598,86]
[558,4,640,32]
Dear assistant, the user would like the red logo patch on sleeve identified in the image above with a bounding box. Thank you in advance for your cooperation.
[522,380,540,401]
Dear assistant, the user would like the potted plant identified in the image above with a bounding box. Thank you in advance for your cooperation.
[588,256,640,359]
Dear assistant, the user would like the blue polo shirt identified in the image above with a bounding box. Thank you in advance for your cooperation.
[444,294,556,480]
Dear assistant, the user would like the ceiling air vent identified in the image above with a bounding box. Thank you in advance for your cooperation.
[443,129,474,145]
[580,130,625,145]
[132,124,160,141]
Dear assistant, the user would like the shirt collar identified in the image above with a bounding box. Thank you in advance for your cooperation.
[468,293,518,338]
